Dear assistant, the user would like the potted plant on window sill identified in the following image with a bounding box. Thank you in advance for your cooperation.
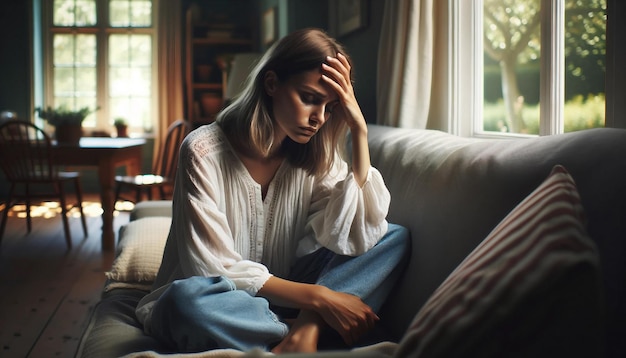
[113,117,129,138]
[34,105,96,145]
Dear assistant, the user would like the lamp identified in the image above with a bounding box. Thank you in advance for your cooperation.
[225,53,262,102]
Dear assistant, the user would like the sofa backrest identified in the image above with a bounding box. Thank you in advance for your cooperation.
[366,124,626,347]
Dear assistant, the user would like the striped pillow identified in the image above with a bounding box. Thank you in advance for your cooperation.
[396,165,603,357]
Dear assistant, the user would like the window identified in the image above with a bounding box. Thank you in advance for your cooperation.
[39,0,156,134]
[452,0,606,137]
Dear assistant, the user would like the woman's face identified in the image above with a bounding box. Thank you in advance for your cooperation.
[266,68,339,145]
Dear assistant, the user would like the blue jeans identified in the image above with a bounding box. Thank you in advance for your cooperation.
[149,223,410,352]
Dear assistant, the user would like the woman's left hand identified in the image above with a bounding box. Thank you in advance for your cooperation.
[322,53,367,134]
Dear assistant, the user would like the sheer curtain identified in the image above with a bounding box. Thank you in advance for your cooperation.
[156,0,184,151]
[376,0,448,129]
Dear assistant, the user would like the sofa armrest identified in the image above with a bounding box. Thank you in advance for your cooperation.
[130,200,173,221]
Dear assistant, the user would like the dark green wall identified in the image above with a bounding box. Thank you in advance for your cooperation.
[0,1,32,120]
[0,2,31,197]
[287,1,329,32]
[336,0,385,124]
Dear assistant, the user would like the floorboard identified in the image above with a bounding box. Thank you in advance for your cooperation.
[0,194,129,358]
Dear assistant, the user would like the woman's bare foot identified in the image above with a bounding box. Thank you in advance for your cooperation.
[271,311,322,354]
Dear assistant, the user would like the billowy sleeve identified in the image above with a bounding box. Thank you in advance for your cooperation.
[305,155,391,256]
[156,137,271,296]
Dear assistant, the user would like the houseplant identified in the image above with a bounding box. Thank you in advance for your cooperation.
[34,105,96,145]
[113,117,129,138]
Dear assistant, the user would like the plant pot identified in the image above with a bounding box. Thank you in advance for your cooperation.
[55,124,83,145]
[116,125,129,138]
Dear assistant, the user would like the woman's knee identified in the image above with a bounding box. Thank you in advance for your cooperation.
[153,276,286,352]
[383,223,411,252]
[157,276,234,322]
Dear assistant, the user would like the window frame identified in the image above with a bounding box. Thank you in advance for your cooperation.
[450,0,613,138]
[39,0,158,134]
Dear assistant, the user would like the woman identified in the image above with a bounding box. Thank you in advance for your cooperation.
[135,28,409,354]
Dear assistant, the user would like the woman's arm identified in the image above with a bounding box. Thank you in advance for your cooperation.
[322,53,370,187]
[161,131,272,295]
[350,126,370,187]
[258,276,378,345]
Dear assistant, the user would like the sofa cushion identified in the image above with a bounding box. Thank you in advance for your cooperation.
[395,165,604,357]
[105,216,171,291]
[130,200,173,221]
[75,289,168,358]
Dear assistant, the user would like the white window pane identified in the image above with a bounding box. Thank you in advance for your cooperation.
[52,34,96,93]
[109,35,151,66]
[53,0,96,26]
[75,0,97,25]
[54,67,76,95]
[108,32,153,130]
[483,0,541,135]
[133,68,152,95]
[74,67,97,95]
[130,35,152,65]
[114,67,151,96]
[109,97,131,122]
[110,0,152,27]
[109,35,152,94]
[52,33,97,126]
[53,67,96,101]
[110,67,131,95]
[53,0,73,25]
[53,35,75,65]
[131,0,152,27]
[109,35,130,65]
[563,0,606,132]
[110,97,151,128]
[109,0,129,27]
[109,67,150,96]
[76,34,97,65]
[54,34,96,65]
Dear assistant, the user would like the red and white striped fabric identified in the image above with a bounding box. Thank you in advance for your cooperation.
[396,165,603,357]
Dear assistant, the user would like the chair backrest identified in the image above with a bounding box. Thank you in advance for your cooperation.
[154,119,191,180]
[0,120,56,182]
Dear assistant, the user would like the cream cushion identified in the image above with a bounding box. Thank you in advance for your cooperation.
[105,216,171,291]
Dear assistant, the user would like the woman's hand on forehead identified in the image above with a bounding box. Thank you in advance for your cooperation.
[321,53,366,133]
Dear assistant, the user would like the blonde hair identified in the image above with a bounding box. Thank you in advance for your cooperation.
[216,28,351,177]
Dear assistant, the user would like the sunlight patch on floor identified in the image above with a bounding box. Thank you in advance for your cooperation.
[1,200,136,218]
[115,201,136,212]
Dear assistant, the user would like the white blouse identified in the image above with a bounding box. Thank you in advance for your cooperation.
[136,123,390,327]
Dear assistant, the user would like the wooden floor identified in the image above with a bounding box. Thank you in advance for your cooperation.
[0,194,131,358]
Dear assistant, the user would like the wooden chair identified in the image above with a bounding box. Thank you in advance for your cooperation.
[0,120,88,249]
[114,119,191,204]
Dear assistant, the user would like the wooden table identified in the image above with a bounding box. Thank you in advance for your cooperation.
[52,137,146,251]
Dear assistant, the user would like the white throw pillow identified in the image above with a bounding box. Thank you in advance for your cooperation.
[104,216,171,291]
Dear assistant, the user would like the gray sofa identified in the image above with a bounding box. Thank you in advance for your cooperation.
[76,124,626,357]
